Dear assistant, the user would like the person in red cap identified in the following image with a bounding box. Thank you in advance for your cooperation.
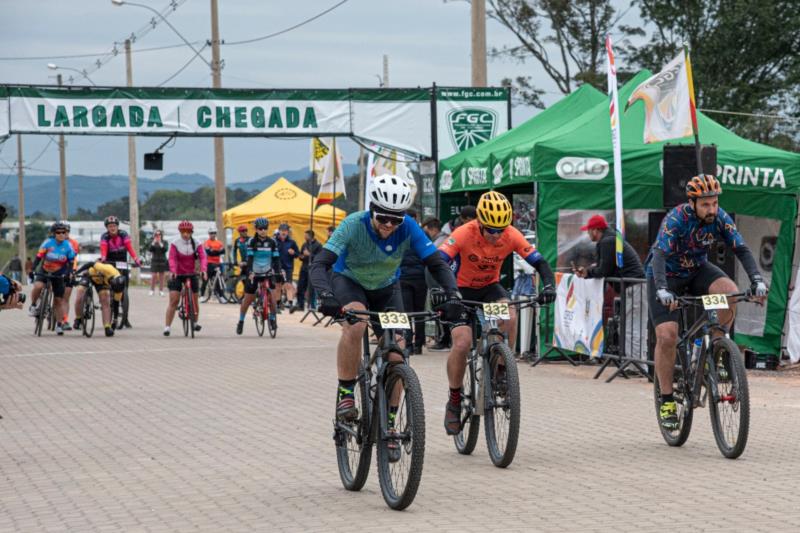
[575,214,643,280]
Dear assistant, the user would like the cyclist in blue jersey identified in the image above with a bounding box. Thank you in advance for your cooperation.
[310,174,463,422]
[646,174,767,430]
[28,221,77,335]
[236,217,282,335]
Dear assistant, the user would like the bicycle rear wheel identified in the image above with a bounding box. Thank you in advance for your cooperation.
[121,286,130,326]
[483,343,520,468]
[653,355,694,447]
[201,280,212,303]
[377,361,425,511]
[188,290,196,338]
[254,299,265,336]
[335,364,373,491]
[454,355,480,455]
[216,276,228,304]
[82,289,95,338]
[708,337,750,459]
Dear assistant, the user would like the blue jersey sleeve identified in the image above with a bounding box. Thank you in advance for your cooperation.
[654,207,683,255]
[408,217,436,260]
[324,214,357,256]
[717,208,746,249]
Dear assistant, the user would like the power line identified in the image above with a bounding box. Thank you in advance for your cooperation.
[699,108,800,122]
[0,41,203,61]
[222,0,350,46]
[158,43,210,86]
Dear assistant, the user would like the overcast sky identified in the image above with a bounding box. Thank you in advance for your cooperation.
[1,0,637,183]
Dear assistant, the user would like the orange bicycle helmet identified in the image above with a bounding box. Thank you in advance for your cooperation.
[476,191,513,229]
[686,174,722,199]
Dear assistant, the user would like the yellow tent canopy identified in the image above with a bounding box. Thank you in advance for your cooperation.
[223,177,346,240]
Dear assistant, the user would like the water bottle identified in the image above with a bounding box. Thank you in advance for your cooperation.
[691,338,703,366]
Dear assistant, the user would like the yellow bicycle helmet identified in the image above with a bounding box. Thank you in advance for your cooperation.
[476,191,513,229]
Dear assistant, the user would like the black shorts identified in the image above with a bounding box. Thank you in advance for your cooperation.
[35,273,67,298]
[331,273,403,336]
[168,274,200,293]
[244,274,277,295]
[648,262,728,327]
[459,283,509,303]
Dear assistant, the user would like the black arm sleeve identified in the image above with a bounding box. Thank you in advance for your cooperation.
[310,248,339,295]
[32,256,41,272]
[587,238,616,279]
[651,248,668,289]
[75,262,92,276]
[733,243,763,283]
[423,252,458,293]
[531,257,555,287]
[245,242,254,272]
[271,243,282,273]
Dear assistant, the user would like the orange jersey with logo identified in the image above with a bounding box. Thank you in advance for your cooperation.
[439,220,539,289]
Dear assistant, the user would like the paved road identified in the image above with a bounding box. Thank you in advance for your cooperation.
[2,286,800,532]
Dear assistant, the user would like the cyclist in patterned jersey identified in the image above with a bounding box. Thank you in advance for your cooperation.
[646,174,767,430]
[236,217,282,335]
[438,191,556,435]
[60,221,81,330]
[28,221,77,335]
[72,261,126,337]
[310,174,462,424]
[163,220,207,336]
[100,215,142,328]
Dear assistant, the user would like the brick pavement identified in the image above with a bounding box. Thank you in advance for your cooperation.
[1,286,800,531]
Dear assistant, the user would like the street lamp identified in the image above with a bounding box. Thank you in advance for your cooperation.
[110,0,211,68]
[47,63,97,86]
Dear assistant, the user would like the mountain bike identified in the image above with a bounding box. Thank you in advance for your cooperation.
[33,274,59,337]
[252,277,277,338]
[654,291,755,459]
[201,264,230,304]
[333,308,437,511]
[80,280,98,338]
[450,297,544,467]
[177,277,197,338]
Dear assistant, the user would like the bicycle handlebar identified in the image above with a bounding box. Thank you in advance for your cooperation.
[676,291,755,307]
[459,296,546,310]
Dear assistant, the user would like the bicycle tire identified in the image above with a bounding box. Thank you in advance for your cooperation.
[121,286,129,326]
[335,364,373,491]
[216,275,228,304]
[483,343,520,468]
[82,288,95,338]
[267,300,277,339]
[34,285,49,337]
[180,290,189,337]
[188,289,196,338]
[254,300,265,337]
[454,355,480,455]
[201,280,212,303]
[46,288,56,331]
[377,361,425,511]
[708,337,750,459]
[653,356,694,447]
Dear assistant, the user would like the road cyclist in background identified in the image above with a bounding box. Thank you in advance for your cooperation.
[437,190,557,435]
[163,220,207,337]
[201,226,226,299]
[236,217,281,335]
[72,260,126,337]
[646,174,768,431]
[275,223,300,311]
[100,215,142,329]
[27,221,77,335]
[58,221,81,331]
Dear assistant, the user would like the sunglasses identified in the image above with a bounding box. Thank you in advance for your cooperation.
[373,213,404,227]
[54,231,67,235]
[482,226,505,235]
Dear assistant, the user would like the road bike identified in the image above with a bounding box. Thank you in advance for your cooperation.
[449,296,544,467]
[201,264,232,304]
[111,261,131,329]
[177,277,198,338]
[252,276,277,338]
[33,274,60,336]
[333,308,437,510]
[654,291,754,459]
[79,279,98,338]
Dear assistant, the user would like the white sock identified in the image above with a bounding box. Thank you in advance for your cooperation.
[164,326,170,332]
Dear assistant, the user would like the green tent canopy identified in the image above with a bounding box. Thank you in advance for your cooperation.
[439,70,800,355]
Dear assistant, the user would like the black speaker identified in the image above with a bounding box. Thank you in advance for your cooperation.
[144,152,163,171]
[662,144,717,208]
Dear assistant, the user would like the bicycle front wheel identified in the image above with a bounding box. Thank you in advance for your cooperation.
[335,364,373,491]
[454,355,480,455]
[377,361,425,511]
[254,302,265,337]
[83,290,95,338]
[708,337,750,459]
[34,286,50,337]
[653,357,694,447]
[483,343,520,468]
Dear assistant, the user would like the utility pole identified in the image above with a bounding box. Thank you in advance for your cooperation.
[57,73,68,219]
[125,39,140,282]
[17,135,27,279]
[358,146,365,211]
[382,55,389,88]
[471,0,487,87]
[210,0,227,247]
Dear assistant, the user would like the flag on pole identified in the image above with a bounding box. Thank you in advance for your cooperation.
[316,138,346,207]
[625,50,696,144]
[606,35,625,268]
[310,137,331,177]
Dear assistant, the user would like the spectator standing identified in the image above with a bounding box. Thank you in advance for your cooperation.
[399,209,427,355]
[148,230,168,296]
[423,218,452,351]
[575,215,644,282]
[25,256,34,283]
[292,229,322,313]
[8,255,23,282]
[275,224,300,309]
[442,205,477,236]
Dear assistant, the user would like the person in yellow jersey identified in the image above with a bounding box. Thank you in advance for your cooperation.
[72,261,126,337]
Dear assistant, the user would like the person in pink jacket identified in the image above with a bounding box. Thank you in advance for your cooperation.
[164,220,208,336]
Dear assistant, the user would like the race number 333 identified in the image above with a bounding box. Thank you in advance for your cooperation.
[702,294,729,310]
[378,312,411,329]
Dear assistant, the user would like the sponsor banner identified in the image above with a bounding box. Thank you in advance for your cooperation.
[553,273,605,357]
[436,87,510,161]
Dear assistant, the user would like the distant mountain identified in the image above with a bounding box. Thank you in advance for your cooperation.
[0,165,358,215]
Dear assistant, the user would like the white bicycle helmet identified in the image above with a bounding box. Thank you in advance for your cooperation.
[369,174,415,213]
